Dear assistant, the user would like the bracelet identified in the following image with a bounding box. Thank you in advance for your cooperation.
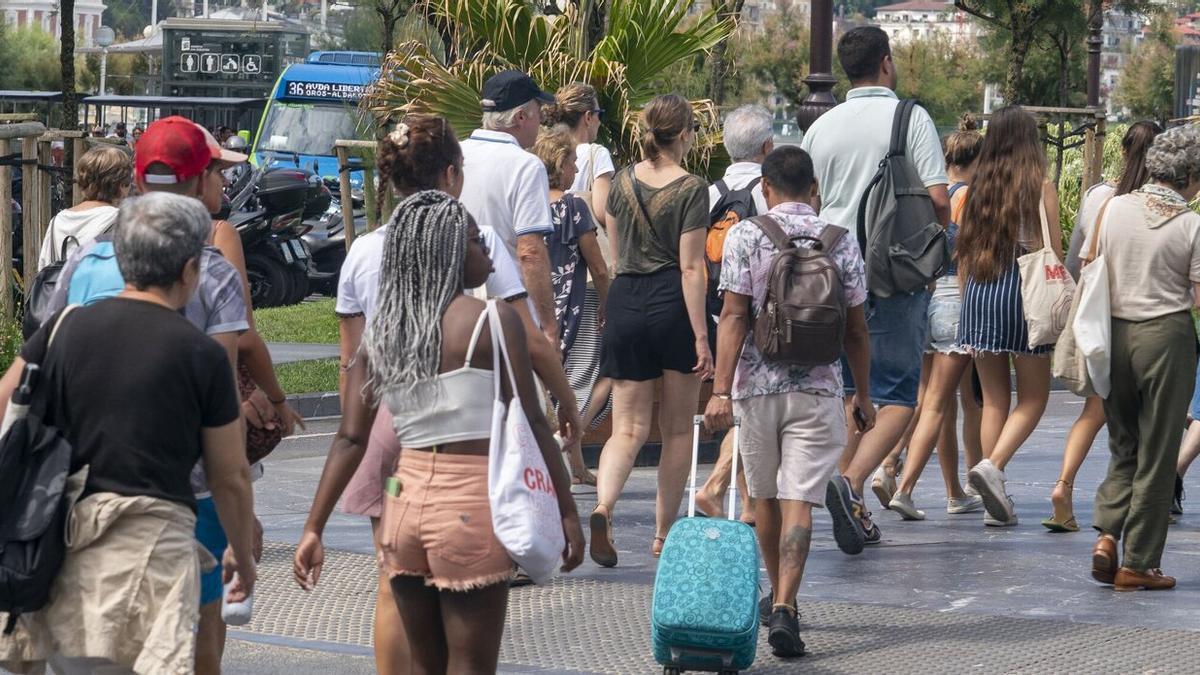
[712,392,732,400]
[268,395,287,405]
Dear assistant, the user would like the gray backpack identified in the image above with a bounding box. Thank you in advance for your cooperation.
[749,215,847,367]
[856,99,949,298]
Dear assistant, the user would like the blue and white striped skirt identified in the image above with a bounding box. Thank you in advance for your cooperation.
[956,261,1052,356]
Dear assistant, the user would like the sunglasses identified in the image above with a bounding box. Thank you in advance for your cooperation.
[693,121,702,133]
[592,108,605,119]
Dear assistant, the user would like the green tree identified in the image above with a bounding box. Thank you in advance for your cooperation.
[0,26,64,90]
[736,0,810,111]
[892,36,985,126]
[1116,10,1176,120]
[978,5,1087,108]
[368,0,734,169]
[706,0,746,106]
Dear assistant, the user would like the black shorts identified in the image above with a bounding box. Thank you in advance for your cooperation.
[599,268,697,381]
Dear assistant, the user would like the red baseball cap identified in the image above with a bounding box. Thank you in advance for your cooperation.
[135,116,211,185]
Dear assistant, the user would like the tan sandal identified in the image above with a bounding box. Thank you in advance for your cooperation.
[1041,480,1079,532]
[651,535,666,558]
[589,505,618,568]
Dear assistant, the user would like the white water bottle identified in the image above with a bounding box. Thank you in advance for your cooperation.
[221,573,253,626]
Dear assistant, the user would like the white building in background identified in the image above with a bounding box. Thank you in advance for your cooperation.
[874,0,978,45]
[1,0,107,47]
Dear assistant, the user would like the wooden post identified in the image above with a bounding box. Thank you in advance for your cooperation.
[1086,115,1106,191]
[381,182,396,226]
[36,138,52,246]
[21,136,40,291]
[71,135,86,206]
[335,144,355,251]
[0,139,12,320]
[362,162,378,233]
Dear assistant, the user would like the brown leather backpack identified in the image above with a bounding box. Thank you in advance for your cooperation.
[749,215,848,367]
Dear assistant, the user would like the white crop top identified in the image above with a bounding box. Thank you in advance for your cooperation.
[386,307,495,447]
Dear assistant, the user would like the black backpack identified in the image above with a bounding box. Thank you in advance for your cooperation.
[856,99,949,298]
[22,235,79,340]
[706,177,761,313]
[0,309,75,634]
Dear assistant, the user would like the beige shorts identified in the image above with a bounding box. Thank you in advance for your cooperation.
[734,391,847,504]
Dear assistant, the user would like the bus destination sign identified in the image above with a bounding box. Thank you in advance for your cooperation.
[285,81,367,100]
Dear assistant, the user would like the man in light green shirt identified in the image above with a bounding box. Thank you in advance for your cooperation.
[799,26,951,556]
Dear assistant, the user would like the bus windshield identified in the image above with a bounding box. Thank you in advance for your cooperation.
[257,101,362,157]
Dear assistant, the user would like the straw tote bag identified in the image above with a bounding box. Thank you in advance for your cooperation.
[1018,200,1075,348]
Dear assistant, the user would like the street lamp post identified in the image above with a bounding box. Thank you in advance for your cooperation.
[797,0,837,132]
[96,25,115,96]
[1086,0,1102,109]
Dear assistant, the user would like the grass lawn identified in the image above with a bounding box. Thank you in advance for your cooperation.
[274,358,339,395]
[254,298,339,344]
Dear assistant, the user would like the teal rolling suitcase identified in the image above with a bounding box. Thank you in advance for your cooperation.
[651,416,760,674]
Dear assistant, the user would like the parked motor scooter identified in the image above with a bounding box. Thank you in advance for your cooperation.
[224,164,331,308]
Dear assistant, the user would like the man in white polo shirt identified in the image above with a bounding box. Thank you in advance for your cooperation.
[800,26,950,555]
[459,70,560,351]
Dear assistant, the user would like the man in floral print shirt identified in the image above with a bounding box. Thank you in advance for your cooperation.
[704,146,874,658]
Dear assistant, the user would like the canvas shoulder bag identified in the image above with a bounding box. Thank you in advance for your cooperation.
[1018,200,1075,348]
[1071,198,1115,398]
[1052,197,1113,397]
[485,300,565,583]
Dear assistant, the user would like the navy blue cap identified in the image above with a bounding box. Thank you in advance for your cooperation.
[481,70,555,113]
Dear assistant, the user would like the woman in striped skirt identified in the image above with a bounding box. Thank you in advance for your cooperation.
[955,106,1062,527]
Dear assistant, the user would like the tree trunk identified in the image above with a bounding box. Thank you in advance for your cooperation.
[60,0,77,131]
[376,0,405,58]
[1004,30,1030,104]
[706,0,745,107]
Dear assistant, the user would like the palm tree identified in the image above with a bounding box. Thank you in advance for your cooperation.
[366,0,734,169]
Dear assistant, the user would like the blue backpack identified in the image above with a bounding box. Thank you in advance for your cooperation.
[66,240,124,306]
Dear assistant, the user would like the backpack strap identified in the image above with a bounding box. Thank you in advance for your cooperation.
[749,215,793,252]
[889,99,917,157]
[746,176,762,191]
[714,178,729,196]
[816,225,847,253]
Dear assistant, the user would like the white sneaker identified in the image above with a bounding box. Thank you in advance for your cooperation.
[964,481,980,498]
[888,492,926,521]
[967,459,1012,522]
[983,497,1018,527]
[947,494,984,514]
[871,465,897,509]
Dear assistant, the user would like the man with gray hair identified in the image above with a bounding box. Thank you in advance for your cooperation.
[0,192,255,675]
[695,104,775,523]
[459,69,560,350]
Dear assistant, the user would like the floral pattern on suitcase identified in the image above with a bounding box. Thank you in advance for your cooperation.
[651,517,760,671]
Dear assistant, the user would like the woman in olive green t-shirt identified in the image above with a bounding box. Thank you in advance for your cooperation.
[588,94,714,567]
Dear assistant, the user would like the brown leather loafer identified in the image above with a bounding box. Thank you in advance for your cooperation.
[1114,567,1176,592]
[1091,535,1117,584]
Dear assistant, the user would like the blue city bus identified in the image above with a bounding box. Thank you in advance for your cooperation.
[251,51,379,182]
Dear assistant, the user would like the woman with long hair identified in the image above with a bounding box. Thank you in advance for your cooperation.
[957,105,1062,527]
[589,94,714,567]
[544,83,616,489]
[884,115,986,519]
[532,127,611,486]
[293,115,466,671]
[1042,120,1162,532]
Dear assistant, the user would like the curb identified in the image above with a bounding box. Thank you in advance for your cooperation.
[283,392,725,466]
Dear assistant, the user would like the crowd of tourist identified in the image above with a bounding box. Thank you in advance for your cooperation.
[4,22,1200,675]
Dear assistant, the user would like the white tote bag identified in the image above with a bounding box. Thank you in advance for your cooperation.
[1072,202,1114,398]
[1018,201,1076,348]
[485,301,565,583]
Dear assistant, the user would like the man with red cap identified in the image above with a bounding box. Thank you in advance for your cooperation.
[134,116,300,673]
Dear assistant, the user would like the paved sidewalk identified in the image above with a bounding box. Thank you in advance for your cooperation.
[234,392,1200,673]
[266,342,340,364]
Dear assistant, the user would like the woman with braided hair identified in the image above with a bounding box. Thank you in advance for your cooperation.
[294,115,570,670]
[359,190,584,669]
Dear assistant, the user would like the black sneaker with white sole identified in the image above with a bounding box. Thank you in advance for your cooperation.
[759,591,798,626]
[825,476,867,555]
[767,607,805,658]
[1172,474,1185,516]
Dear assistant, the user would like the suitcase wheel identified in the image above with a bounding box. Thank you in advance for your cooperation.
[663,668,681,675]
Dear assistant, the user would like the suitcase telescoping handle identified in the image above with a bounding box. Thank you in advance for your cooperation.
[689,414,741,520]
